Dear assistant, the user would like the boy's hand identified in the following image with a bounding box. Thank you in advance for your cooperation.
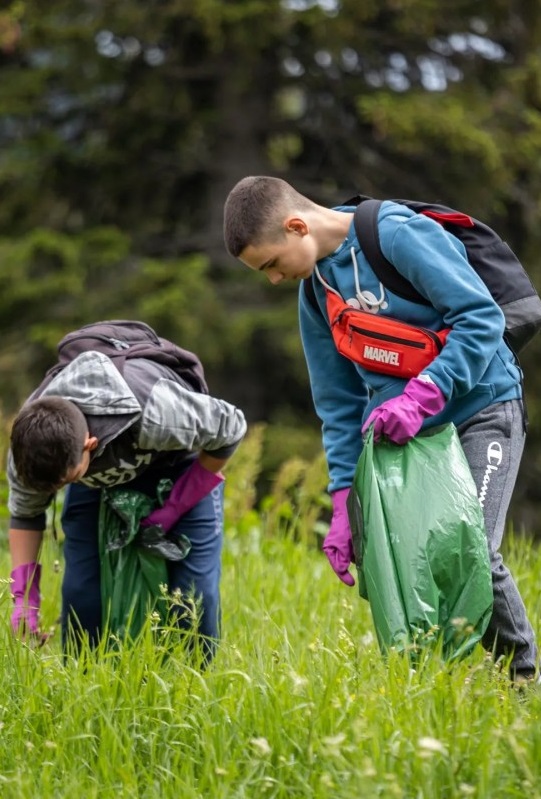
[141,459,224,533]
[362,375,445,445]
[322,488,355,586]
[11,562,41,636]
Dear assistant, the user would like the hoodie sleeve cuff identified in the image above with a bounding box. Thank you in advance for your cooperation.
[10,514,47,531]
[202,438,243,459]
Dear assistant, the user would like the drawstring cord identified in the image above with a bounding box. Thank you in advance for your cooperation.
[314,248,386,311]
[350,247,386,311]
[314,265,342,296]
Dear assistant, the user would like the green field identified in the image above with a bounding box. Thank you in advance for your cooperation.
[0,524,540,799]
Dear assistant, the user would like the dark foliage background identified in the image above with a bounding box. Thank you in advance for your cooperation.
[2,0,541,529]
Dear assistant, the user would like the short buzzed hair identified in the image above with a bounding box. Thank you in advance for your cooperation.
[10,397,88,491]
[223,176,315,257]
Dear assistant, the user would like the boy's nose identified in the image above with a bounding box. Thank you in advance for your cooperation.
[267,271,283,285]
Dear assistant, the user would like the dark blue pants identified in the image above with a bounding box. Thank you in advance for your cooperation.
[60,470,224,660]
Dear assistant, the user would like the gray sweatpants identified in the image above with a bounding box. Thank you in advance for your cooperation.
[457,399,538,677]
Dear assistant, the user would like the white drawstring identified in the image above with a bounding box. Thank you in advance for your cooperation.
[314,265,342,297]
[350,247,386,310]
[313,249,386,310]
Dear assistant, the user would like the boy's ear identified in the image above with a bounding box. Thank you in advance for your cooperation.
[284,216,309,236]
[84,435,99,452]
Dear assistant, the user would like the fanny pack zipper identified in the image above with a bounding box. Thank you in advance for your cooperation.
[349,325,426,349]
[349,323,444,351]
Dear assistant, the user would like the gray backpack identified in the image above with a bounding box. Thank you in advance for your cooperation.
[41,320,208,394]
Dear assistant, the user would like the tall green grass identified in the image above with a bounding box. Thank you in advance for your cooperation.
[0,428,540,798]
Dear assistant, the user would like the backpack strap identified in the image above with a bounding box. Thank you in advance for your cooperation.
[302,274,322,316]
[353,199,430,306]
[303,195,436,316]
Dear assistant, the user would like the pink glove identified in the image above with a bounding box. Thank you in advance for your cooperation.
[141,460,224,533]
[362,376,446,445]
[322,488,355,587]
[11,562,41,636]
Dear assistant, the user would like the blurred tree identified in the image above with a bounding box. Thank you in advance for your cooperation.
[0,0,315,420]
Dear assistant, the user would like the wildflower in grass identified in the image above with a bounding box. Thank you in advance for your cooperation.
[230,645,243,661]
[249,737,272,757]
[360,631,375,647]
[417,736,448,757]
[321,732,347,758]
[170,586,182,603]
[337,623,356,657]
[361,757,377,778]
[288,670,308,693]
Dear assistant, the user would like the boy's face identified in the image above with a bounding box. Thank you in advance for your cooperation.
[239,218,318,284]
[57,433,98,487]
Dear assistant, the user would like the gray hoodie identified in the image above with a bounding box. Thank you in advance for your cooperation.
[8,351,247,528]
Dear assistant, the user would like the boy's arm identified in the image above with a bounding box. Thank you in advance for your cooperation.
[299,281,370,492]
[136,376,247,457]
[9,526,43,567]
[381,210,507,399]
[134,375,246,532]
[139,432,235,534]
[8,526,45,636]
[299,282,368,588]
[197,451,229,473]
[7,451,51,635]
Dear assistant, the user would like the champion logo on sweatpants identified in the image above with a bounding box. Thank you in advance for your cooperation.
[479,441,503,508]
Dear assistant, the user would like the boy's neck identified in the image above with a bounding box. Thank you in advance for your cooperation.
[314,208,354,260]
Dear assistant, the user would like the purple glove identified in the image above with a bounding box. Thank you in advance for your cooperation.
[322,488,355,587]
[141,460,224,533]
[362,375,446,445]
[11,562,41,636]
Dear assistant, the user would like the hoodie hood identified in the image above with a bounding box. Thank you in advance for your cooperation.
[39,351,142,452]
[40,351,141,415]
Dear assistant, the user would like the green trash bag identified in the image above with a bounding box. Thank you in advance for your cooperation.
[99,480,191,642]
[347,424,493,660]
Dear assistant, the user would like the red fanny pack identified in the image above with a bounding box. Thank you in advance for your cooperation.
[326,289,450,379]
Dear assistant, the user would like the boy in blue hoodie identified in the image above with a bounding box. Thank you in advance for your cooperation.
[223,175,538,683]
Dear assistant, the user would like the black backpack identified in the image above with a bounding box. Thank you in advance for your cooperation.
[305,196,541,353]
[40,320,208,394]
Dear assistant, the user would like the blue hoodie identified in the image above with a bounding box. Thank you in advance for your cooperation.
[299,201,522,492]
